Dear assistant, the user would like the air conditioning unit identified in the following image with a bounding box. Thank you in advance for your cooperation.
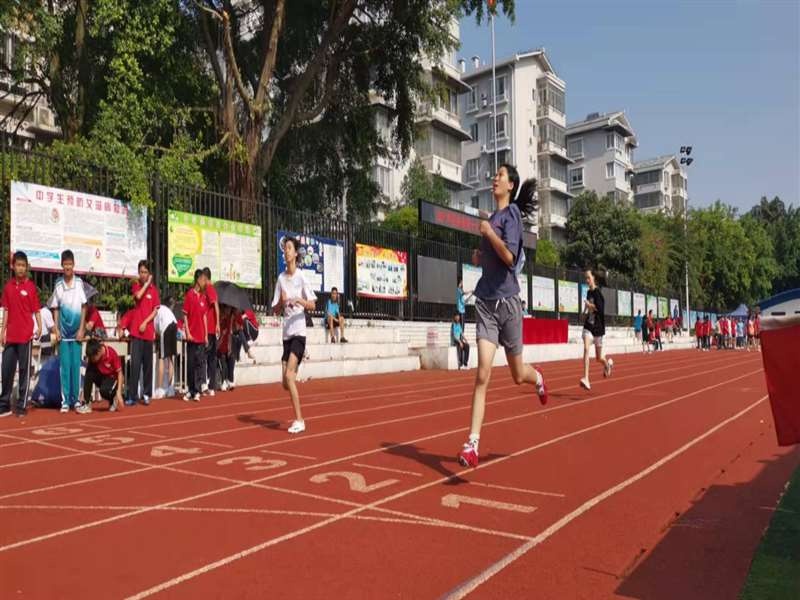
[485,171,492,180]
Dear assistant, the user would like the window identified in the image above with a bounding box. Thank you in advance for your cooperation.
[488,114,508,140]
[468,87,477,110]
[495,76,506,100]
[446,89,458,115]
[537,83,565,114]
[550,159,567,183]
[606,133,615,150]
[569,167,584,189]
[466,159,479,181]
[497,113,507,137]
[606,162,615,179]
[634,170,660,186]
[497,150,510,165]
[635,192,663,209]
[539,119,566,149]
[567,138,583,159]
[471,195,480,209]
[375,165,392,197]
[470,123,479,142]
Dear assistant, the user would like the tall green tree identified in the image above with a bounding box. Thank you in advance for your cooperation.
[563,191,640,276]
[0,0,217,203]
[534,238,560,267]
[748,196,800,293]
[189,0,516,201]
[401,157,449,207]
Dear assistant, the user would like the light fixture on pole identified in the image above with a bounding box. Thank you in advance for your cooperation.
[679,145,695,334]
[489,0,498,174]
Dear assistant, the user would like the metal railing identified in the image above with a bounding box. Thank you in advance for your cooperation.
[1,142,687,323]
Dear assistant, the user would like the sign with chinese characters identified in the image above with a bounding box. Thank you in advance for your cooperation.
[9,181,147,277]
[167,210,262,288]
[276,231,345,294]
[419,200,537,249]
[355,243,407,299]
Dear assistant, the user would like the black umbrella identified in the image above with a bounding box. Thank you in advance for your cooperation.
[214,281,253,312]
[82,280,99,301]
[171,305,185,321]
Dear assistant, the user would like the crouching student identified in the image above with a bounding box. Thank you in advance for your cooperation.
[84,338,125,413]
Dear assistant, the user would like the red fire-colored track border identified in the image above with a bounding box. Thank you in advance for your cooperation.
[0,349,795,599]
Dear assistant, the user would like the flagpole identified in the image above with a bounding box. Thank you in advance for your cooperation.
[490,6,498,173]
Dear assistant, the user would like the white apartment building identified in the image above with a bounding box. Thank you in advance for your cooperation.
[457,49,570,242]
[565,111,637,204]
[372,19,471,219]
[632,155,688,214]
[0,30,60,146]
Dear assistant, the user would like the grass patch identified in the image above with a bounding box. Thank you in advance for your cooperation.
[740,465,800,599]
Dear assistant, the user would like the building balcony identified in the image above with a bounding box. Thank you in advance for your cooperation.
[536,104,566,126]
[537,140,572,162]
[548,213,568,228]
[633,181,661,195]
[432,62,471,93]
[480,136,512,154]
[420,154,464,186]
[417,103,471,141]
[540,177,568,195]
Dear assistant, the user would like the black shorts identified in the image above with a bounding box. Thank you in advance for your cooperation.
[157,323,178,359]
[328,315,341,327]
[282,336,306,365]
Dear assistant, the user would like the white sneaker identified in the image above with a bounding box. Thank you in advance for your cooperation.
[288,420,306,434]
[76,402,92,415]
[0,410,12,418]
[201,383,209,394]
[153,388,165,400]
[183,392,195,403]
[166,386,177,397]
[60,404,70,413]
[220,380,229,392]
[604,358,614,378]
[203,389,215,397]
[228,381,236,391]
[579,378,591,391]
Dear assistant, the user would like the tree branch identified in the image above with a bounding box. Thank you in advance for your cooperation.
[199,9,225,90]
[251,0,285,112]
[259,0,357,171]
[219,9,255,113]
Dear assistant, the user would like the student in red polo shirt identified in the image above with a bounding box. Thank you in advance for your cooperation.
[84,338,125,412]
[201,267,221,396]
[183,269,209,402]
[128,260,160,406]
[0,251,42,417]
[84,298,107,338]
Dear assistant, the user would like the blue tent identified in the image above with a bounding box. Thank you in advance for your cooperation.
[728,303,749,318]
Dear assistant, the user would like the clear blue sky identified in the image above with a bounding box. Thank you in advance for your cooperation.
[458,0,799,212]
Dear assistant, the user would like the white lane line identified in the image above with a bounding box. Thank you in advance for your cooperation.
[261,450,317,460]
[441,395,769,599]
[352,463,423,477]
[128,431,168,439]
[0,355,758,479]
[468,482,565,498]
[191,440,234,449]
[117,373,767,599]
[0,363,763,509]
[0,351,724,449]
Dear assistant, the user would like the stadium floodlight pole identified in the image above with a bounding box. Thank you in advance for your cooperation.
[679,146,694,334]
[490,0,498,173]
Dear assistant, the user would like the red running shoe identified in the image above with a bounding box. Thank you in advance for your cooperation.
[457,443,479,468]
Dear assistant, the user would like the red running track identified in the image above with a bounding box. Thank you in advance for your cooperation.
[0,349,796,599]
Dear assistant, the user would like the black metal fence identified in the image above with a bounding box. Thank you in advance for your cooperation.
[0,144,682,324]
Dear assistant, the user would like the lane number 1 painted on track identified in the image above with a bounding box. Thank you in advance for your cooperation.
[310,471,398,493]
[441,494,537,514]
